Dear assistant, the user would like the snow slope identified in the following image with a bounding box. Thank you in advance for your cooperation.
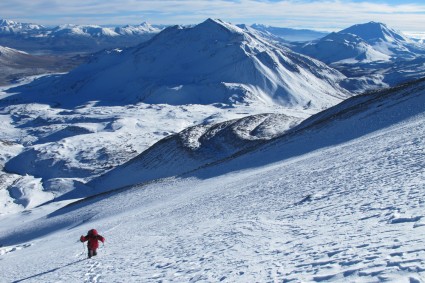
[1,77,424,282]
[89,113,302,191]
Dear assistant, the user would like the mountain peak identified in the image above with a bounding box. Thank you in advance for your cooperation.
[0,19,17,26]
[196,18,244,36]
[138,22,160,32]
[0,19,45,33]
[147,18,247,49]
[340,21,409,43]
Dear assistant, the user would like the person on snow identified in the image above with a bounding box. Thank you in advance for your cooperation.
[80,229,105,258]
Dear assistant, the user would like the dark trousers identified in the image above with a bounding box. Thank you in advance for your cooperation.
[88,249,97,258]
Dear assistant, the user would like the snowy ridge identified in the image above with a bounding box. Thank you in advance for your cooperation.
[50,22,161,38]
[0,18,161,37]
[89,113,302,191]
[51,24,120,37]
[114,22,161,35]
[1,74,425,282]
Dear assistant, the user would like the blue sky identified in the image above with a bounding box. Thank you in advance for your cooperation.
[1,0,425,33]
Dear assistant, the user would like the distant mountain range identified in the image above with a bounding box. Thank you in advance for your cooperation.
[1,18,424,94]
[4,19,349,109]
[0,18,328,55]
[0,19,162,53]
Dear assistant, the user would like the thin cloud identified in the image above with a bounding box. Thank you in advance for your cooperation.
[1,0,425,31]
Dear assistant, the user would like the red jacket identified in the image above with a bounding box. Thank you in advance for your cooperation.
[80,230,105,250]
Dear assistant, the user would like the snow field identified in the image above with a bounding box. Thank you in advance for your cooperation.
[1,102,424,282]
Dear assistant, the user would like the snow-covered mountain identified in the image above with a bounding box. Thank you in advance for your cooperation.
[300,32,391,64]
[298,21,424,64]
[1,75,424,282]
[295,22,425,93]
[339,21,424,58]
[17,18,348,108]
[342,21,409,42]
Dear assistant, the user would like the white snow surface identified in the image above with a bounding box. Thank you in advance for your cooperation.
[1,76,425,282]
